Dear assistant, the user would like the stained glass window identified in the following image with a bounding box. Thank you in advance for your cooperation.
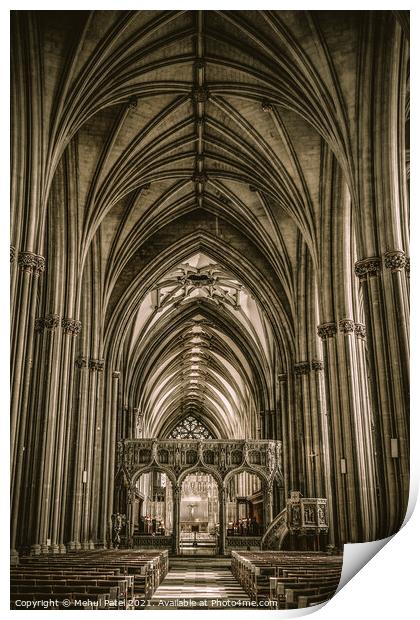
[169,415,212,440]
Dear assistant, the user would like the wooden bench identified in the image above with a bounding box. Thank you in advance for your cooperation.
[231,550,342,607]
[11,549,169,609]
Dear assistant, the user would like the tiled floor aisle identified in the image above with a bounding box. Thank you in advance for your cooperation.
[149,557,250,609]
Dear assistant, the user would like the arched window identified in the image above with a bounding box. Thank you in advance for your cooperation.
[168,415,213,440]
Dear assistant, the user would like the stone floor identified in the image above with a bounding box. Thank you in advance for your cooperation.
[149,557,251,610]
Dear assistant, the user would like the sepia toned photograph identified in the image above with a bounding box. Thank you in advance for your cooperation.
[10,7,409,612]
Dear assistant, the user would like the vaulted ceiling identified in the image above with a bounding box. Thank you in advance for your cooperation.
[12,10,408,440]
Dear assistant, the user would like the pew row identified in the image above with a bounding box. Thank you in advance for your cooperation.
[231,550,342,608]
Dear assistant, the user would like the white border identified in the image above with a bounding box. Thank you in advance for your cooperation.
[1,3,417,618]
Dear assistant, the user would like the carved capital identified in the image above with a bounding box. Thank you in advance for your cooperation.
[18,251,45,275]
[294,362,311,376]
[75,356,88,369]
[10,246,16,263]
[339,318,355,334]
[112,371,121,379]
[311,360,324,372]
[261,100,273,112]
[317,322,337,340]
[62,318,82,336]
[384,250,407,272]
[354,323,366,339]
[44,314,60,331]
[89,359,104,372]
[354,257,382,280]
[278,373,288,382]
[34,318,45,334]
[405,257,410,278]
[191,86,209,103]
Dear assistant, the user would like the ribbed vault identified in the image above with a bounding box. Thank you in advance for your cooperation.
[122,251,275,439]
[10,9,409,554]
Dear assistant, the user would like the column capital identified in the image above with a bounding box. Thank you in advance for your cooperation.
[317,322,337,340]
[34,318,45,334]
[10,246,16,263]
[44,313,60,330]
[354,323,366,339]
[61,318,82,336]
[311,359,324,371]
[339,318,355,334]
[89,359,105,372]
[112,371,121,379]
[278,373,288,382]
[354,257,382,280]
[75,356,88,369]
[36,313,60,333]
[384,249,407,272]
[18,251,45,275]
[294,362,311,375]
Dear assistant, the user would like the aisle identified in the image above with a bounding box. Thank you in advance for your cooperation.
[149,557,250,609]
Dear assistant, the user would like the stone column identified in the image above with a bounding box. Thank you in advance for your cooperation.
[127,487,135,547]
[264,484,273,530]
[293,363,311,496]
[11,252,45,470]
[50,319,82,553]
[309,361,326,499]
[355,254,409,536]
[81,359,102,548]
[311,360,335,546]
[353,14,409,537]
[90,361,105,546]
[68,356,89,550]
[354,323,378,540]
[218,487,226,556]
[10,253,45,562]
[278,373,290,497]
[105,371,120,547]
[172,485,180,555]
[30,313,62,555]
[318,319,378,543]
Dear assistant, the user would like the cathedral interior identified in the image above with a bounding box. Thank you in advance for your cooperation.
[10,9,409,610]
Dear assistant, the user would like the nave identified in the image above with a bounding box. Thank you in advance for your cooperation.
[10,8,409,611]
[149,557,250,609]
